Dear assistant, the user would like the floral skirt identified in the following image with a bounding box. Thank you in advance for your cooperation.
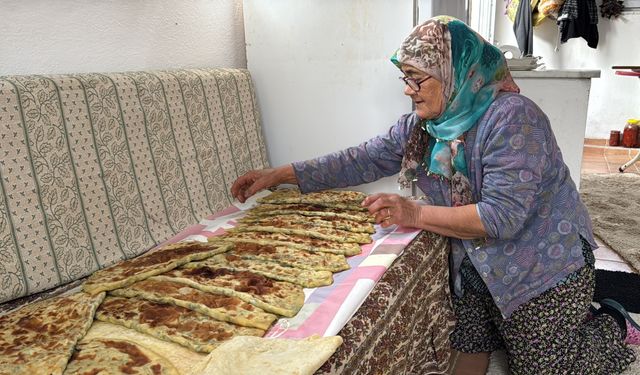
[450,243,637,375]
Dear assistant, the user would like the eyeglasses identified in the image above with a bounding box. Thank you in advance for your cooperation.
[399,75,432,91]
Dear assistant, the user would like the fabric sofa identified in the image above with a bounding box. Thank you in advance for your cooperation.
[0,67,454,374]
[0,68,268,303]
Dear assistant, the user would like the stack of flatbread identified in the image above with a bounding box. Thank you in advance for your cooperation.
[0,188,372,374]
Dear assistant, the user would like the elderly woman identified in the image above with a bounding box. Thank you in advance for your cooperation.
[232,16,637,374]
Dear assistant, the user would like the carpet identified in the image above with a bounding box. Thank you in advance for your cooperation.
[594,269,640,313]
[580,173,640,273]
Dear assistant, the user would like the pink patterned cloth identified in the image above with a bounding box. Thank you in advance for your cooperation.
[585,307,640,346]
[164,196,422,338]
[627,322,640,346]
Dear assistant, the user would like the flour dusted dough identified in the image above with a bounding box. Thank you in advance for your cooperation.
[199,335,343,375]
[83,322,208,375]
[83,325,342,375]
[63,338,179,375]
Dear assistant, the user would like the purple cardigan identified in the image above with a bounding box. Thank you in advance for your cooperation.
[293,92,597,319]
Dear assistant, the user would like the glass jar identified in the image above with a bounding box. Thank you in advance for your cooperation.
[628,119,640,147]
[622,120,639,148]
[609,130,621,146]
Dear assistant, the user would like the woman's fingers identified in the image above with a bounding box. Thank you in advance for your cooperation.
[231,168,287,203]
[364,194,421,228]
[364,193,398,215]
[244,174,274,198]
[375,208,392,225]
[231,173,255,199]
[231,170,267,202]
[362,193,399,225]
[361,192,385,208]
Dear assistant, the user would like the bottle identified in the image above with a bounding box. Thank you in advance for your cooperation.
[622,119,639,148]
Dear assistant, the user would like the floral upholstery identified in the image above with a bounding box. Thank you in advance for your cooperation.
[0,68,269,303]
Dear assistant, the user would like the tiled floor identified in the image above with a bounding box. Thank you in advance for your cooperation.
[593,237,635,273]
[582,138,640,174]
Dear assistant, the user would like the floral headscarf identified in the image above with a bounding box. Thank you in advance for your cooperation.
[391,16,519,186]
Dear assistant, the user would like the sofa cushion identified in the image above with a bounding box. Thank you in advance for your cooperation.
[0,68,269,303]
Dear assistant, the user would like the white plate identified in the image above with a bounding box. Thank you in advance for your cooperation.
[508,64,543,71]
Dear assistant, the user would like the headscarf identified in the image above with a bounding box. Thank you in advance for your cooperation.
[391,16,519,187]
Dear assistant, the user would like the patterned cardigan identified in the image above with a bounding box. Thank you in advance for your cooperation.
[293,92,597,319]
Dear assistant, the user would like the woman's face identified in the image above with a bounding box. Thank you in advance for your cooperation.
[400,64,444,120]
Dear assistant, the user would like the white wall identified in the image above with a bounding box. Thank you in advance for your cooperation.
[0,0,247,75]
[493,8,640,138]
[245,0,415,195]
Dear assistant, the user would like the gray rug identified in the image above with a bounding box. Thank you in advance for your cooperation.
[580,173,640,273]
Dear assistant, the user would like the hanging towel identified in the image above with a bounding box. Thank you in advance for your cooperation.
[513,0,534,56]
[506,0,547,26]
[539,0,566,19]
[557,0,599,48]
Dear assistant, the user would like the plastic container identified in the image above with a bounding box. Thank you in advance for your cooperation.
[609,130,621,146]
[622,120,639,148]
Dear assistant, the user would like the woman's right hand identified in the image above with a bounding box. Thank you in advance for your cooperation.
[231,165,298,203]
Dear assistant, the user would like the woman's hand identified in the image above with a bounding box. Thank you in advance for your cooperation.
[362,193,423,229]
[364,193,487,238]
[231,165,298,203]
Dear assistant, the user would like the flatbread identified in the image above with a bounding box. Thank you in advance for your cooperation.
[239,213,375,234]
[83,322,207,375]
[258,188,366,203]
[83,240,232,294]
[110,278,277,330]
[154,267,304,317]
[95,296,264,353]
[184,254,334,288]
[228,242,349,272]
[63,338,179,375]
[0,292,105,375]
[257,188,367,212]
[200,335,343,375]
[220,232,362,256]
[247,203,375,223]
[228,224,371,244]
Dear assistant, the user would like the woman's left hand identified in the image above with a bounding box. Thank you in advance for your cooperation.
[362,193,423,228]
